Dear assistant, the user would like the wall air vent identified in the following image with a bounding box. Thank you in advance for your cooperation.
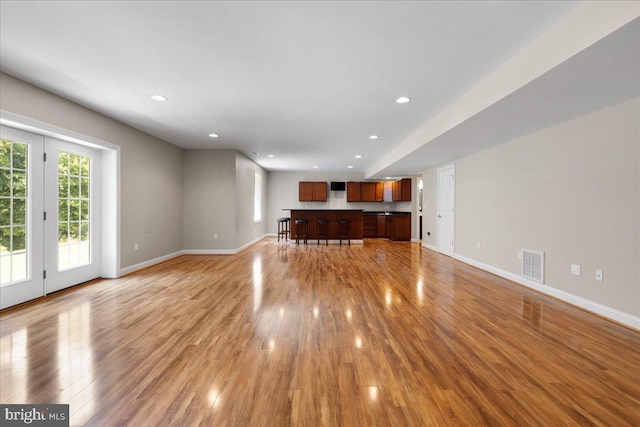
[522,249,544,284]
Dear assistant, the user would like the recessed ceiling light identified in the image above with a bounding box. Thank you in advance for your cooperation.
[267,154,275,158]
[355,155,362,159]
[385,176,391,179]
[208,133,219,138]
[348,165,353,169]
[313,165,318,169]
[369,135,379,140]
[395,96,411,104]
[150,95,167,101]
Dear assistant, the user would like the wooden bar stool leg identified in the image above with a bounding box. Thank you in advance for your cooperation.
[339,220,351,246]
[317,219,328,246]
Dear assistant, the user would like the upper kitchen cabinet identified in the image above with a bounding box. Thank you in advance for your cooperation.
[392,178,412,202]
[375,182,384,202]
[361,182,376,202]
[299,181,328,202]
[347,181,385,202]
[346,181,361,202]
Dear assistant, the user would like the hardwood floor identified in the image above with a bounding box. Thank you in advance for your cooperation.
[1,239,639,426]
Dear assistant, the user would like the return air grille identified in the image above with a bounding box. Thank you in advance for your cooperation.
[522,249,544,283]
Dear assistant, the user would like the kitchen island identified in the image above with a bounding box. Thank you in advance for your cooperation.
[363,211,411,241]
[285,209,363,243]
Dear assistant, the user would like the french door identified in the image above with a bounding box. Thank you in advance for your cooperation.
[0,126,101,309]
[44,138,101,293]
[0,127,44,308]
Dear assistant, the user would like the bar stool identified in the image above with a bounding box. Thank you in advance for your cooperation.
[316,219,329,246]
[338,219,351,246]
[294,219,308,245]
[277,217,290,242]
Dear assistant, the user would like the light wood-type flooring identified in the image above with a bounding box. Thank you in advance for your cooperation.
[1,239,639,426]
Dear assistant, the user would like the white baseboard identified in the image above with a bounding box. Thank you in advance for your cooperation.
[184,234,270,256]
[235,234,269,253]
[411,238,420,243]
[121,236,271,275]
[421,242,438,252]
[454,253,640,330]
[119,250,184,276]
[183,249,236,255]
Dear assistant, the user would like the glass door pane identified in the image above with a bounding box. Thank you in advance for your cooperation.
[57,151,92,271]
[0,138,29,285]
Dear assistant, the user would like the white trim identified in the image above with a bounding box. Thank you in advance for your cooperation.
[421,242,438,252]
[411,238,420,243]
[184,234,270,256]
[119,250,183,276]
[454,253,640,331]
[1,110,120,151]
[183,249,235,255]
[235,234,268,253]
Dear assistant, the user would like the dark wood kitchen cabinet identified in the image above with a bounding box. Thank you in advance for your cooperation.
[392,178,412,202]
[363,214,377,237]
[346,181,361,202]
[375,182,384,201]
[376,214,391,238]
[347,181,385,202]
[361,182,376,202]
[390,214,411,241]
[299,181,327,202]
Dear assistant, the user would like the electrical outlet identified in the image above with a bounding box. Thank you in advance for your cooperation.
[571,264,581,276]
[517,251,522,260]
[595,269,603,282]
[214,234,218,240]
[134,243,139,251]
[477,241,481,249]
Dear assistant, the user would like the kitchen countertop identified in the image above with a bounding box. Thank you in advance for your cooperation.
[283,208,364,211]
[363,211,411,215]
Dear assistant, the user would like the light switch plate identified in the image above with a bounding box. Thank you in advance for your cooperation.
[571,264,581,276]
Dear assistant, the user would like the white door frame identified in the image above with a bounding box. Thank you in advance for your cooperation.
[1,111,120,281]
[437,163,455,257]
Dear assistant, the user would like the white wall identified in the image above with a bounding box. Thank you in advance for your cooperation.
[0,72,184,270]
[183,150,237,250]
[183,150,267,251]
[423,97,640,319]
[266,171,412,234]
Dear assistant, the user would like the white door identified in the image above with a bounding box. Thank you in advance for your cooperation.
[437,164,455,257]
[0,126,45,309]
[44,138,102,293]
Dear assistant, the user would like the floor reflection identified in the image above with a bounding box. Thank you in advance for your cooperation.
[522,296,544,328]
[0,328,28,402]
[253,257,263,313]
[57,302,95,424]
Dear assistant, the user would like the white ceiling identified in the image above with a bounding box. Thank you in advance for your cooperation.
[1,1,633,176]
